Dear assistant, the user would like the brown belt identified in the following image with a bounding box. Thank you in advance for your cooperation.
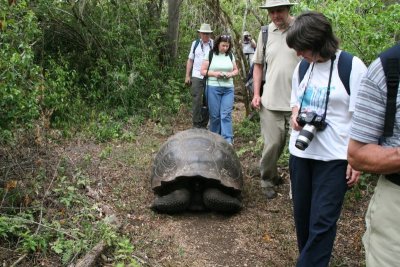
[386,173,400,186]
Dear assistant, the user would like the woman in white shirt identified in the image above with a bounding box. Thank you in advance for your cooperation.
[286,11,367,267]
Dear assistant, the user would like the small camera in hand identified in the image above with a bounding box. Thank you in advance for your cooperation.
[295,111,327,150]
[244,35,250,41]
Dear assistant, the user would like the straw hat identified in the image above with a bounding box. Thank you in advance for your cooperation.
[197,23,213,33]
[259,0,297,9]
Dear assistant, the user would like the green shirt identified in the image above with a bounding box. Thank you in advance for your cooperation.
[204,52,235,87]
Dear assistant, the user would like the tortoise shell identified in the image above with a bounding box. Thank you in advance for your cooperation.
[151,128,243,194]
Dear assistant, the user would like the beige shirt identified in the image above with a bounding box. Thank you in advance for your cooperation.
[253,21,300,111]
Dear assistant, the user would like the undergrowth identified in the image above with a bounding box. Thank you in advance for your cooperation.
[0,135,141,266]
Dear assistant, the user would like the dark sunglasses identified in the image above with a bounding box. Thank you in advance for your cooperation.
[221,35,231,40]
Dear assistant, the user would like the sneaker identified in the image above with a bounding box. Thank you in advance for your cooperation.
[262,187,277,199]
[275,177,284,185]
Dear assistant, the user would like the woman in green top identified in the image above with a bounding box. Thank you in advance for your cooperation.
[200,34,239,144]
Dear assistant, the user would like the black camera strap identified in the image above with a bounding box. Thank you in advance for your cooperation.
[322,56,336,121]
[203,51,213,107]
[298,55,336,122]
[298,63,314,113]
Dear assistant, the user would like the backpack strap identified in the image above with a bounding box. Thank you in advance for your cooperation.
[261,25,269,76]
[298,60,310,85]
[380,44,400,137]
[193,39,213,57]
[298,51,353,95]
[203,51,214,107]
[258,25,269,96]
[261,25,269,58]
[208,50,213,63]
[192,39,200,55]
[337,51,353,95]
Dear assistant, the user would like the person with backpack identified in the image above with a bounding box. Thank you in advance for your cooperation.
[286,11,367,267]
[200,34,238,145]
[251,0,300,199]
[185,23,214,128]
[348,43,400,267]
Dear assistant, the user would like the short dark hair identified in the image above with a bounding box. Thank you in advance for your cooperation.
[286,11,339,59]
[212,34,233,56]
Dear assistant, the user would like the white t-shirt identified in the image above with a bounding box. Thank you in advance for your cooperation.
[242,41,255,54]
[289,50,367,160]
[188,39,213,79]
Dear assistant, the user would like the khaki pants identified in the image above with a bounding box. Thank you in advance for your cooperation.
[259,107,291,188]
[363,175,400,267]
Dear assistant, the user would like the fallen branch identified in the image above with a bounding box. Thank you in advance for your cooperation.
[74,211,122,267]
[74,240,107,267]
[10,253,27,267]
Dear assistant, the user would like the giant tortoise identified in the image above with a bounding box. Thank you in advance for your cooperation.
[150,128,243,214]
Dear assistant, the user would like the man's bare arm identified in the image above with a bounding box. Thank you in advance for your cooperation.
[251,63,263,109]
[348,139,400,174]
[185,59,194,85]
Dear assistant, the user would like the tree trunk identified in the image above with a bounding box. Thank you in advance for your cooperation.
[241,0,251,73]
[166,0,182,60]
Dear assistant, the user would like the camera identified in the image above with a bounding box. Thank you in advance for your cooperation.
[244,35,250,41]
[295,111,327,150]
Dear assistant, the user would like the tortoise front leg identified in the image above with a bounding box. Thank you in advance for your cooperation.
[203,188,242,213]
[151,188,191,213]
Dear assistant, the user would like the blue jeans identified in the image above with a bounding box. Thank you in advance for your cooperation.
[206,85,234,144]
[289,155,348,267]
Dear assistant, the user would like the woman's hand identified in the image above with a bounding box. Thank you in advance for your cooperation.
[215,71,225,78]
[291,115,301,131]
[291,107,301,131]
[346,164,361,187]
[225,72,235,78]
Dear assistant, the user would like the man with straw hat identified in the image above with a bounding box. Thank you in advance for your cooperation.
[251,0,300,199]
[185,23,214,129]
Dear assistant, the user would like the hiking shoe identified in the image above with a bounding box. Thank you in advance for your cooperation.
[262,187,277,199]
[275,177,284,185]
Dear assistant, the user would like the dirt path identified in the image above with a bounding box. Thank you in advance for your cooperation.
[58,103,369,266]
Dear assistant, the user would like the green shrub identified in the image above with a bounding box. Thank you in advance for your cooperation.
[298,0,400,64]
[0,1,42,134]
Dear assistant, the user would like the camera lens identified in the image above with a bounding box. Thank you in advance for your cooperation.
[295,124,316,150]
